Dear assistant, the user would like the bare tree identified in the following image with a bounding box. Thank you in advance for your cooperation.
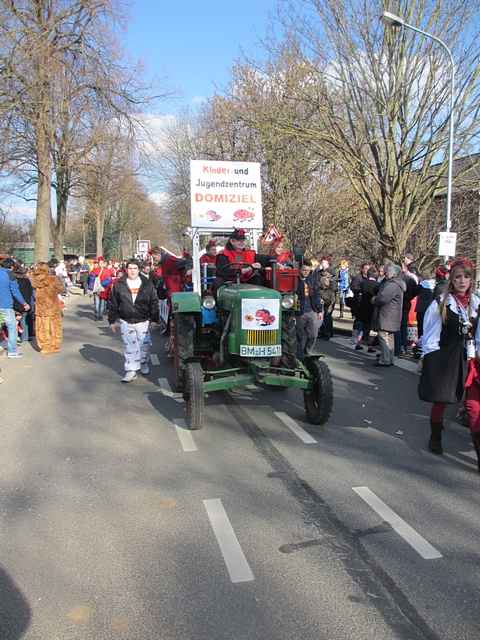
[265,0,480,259]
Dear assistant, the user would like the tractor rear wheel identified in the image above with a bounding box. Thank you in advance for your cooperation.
[281,311,297,369]
[303,358,333,425]
[173,314,195,392]
[185,362,204,430]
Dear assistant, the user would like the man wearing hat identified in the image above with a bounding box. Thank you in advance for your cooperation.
[216,229,262,285]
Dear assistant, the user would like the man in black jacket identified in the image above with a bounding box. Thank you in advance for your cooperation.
[109,259,159,383]
[296,261,324,358]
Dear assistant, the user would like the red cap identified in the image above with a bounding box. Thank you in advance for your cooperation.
[97,256,105,262]
[206,239,217,248]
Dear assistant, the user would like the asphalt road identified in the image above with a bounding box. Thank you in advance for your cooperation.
[1,294,479,640]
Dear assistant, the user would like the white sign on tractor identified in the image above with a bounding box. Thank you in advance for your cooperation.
[190,160,263,229]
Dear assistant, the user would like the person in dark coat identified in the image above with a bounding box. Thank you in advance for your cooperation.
[314,256,336,340]
[13,266,34,342]
[372,264,406,366]
[418,259,480,455]
[355,267,379,352]
[349,262,370,348]
[296,261,324,358]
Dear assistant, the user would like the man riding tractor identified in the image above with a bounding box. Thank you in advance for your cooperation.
[216,228,263,286]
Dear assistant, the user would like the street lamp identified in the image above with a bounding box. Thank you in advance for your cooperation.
[382,10,456,259]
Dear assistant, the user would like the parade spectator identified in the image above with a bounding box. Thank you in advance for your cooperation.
[108,259,159,383]
[0,257,29,358]
[398,260,420,354]
[372,264,406,366]
[314,256,336,340]
[337,259,349,319]
[13,266,34,343]
[77,256,90,294]
[419,259,479,455]
[90,257,113,320]
[349,262,370,348]
[355,267,379,352]
[415,265,449,344]
[30,262,64,354]
[296,260,324,358]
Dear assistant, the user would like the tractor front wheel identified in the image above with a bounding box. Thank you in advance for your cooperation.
[185,363,204,430]
[303,358,333,425]
[281,311,297,369]
[173,314,195,392]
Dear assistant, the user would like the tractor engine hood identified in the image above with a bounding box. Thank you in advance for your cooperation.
[217,283,281,311]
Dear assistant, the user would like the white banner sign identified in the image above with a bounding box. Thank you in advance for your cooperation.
[241,298,280,331]
[438,232,457,256]
[136,240,150,256]
[190,160,262,229]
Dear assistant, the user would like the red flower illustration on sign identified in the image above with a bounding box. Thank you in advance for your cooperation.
[233,209,255,221]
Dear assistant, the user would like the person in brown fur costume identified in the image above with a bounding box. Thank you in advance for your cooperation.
[30,263,64,354]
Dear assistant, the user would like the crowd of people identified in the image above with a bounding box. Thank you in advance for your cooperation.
[2,235,480,472]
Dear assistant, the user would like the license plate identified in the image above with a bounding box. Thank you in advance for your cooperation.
[239,345,282,357]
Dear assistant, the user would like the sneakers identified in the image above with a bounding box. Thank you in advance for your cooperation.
[140,362,150,376]
[354,344,363,351]
[121,370,137,383]
[7,352,23,359]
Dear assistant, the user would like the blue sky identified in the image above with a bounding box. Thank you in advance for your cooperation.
[124,0,277,109]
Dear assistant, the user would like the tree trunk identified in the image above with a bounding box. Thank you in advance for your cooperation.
[52,188,68,260]
[96,209,105,256]
[35,126,52,262]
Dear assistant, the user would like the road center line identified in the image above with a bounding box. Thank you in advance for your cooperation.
[275,411,317,444]
[150,353,160,366]
[173,419,197,452]
[352,487,442,560]
[158,378,184,403]
[203,499,254,583]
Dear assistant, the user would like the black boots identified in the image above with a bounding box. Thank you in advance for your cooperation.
[429,422,443,455]
[472,433,480,473]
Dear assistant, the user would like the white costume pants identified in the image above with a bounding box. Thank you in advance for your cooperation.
[119,319,151,372]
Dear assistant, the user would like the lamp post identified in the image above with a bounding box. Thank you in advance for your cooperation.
[382,11,456,260]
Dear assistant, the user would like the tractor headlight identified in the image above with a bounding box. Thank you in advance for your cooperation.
[202,295,216,310]
[281,294,295,309]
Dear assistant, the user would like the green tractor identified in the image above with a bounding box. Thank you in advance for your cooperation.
[171,235,333,430]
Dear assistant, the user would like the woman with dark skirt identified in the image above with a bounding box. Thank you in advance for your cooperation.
[418,259,480,457]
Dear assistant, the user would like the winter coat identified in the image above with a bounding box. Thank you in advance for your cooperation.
[296,275,324,315]
[30,266,64,318]
[108,275,159,325]
[372,276,406,333]
[0,266,26,309]
[356,278,379,324]
[313,268,336,309]
[13,275,34,312]
[337,268,349,292]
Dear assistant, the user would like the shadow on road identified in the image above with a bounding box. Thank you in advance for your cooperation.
[79,343,124,374]
[76,310,96,321]
[0,566,31,639]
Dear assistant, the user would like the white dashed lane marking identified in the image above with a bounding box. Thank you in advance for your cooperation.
[150,353,160,366]
[353,487,442,560]
[203,499,254,584]
[173,419,197,452]
[158,378,184,403]
[274,412,317,444]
